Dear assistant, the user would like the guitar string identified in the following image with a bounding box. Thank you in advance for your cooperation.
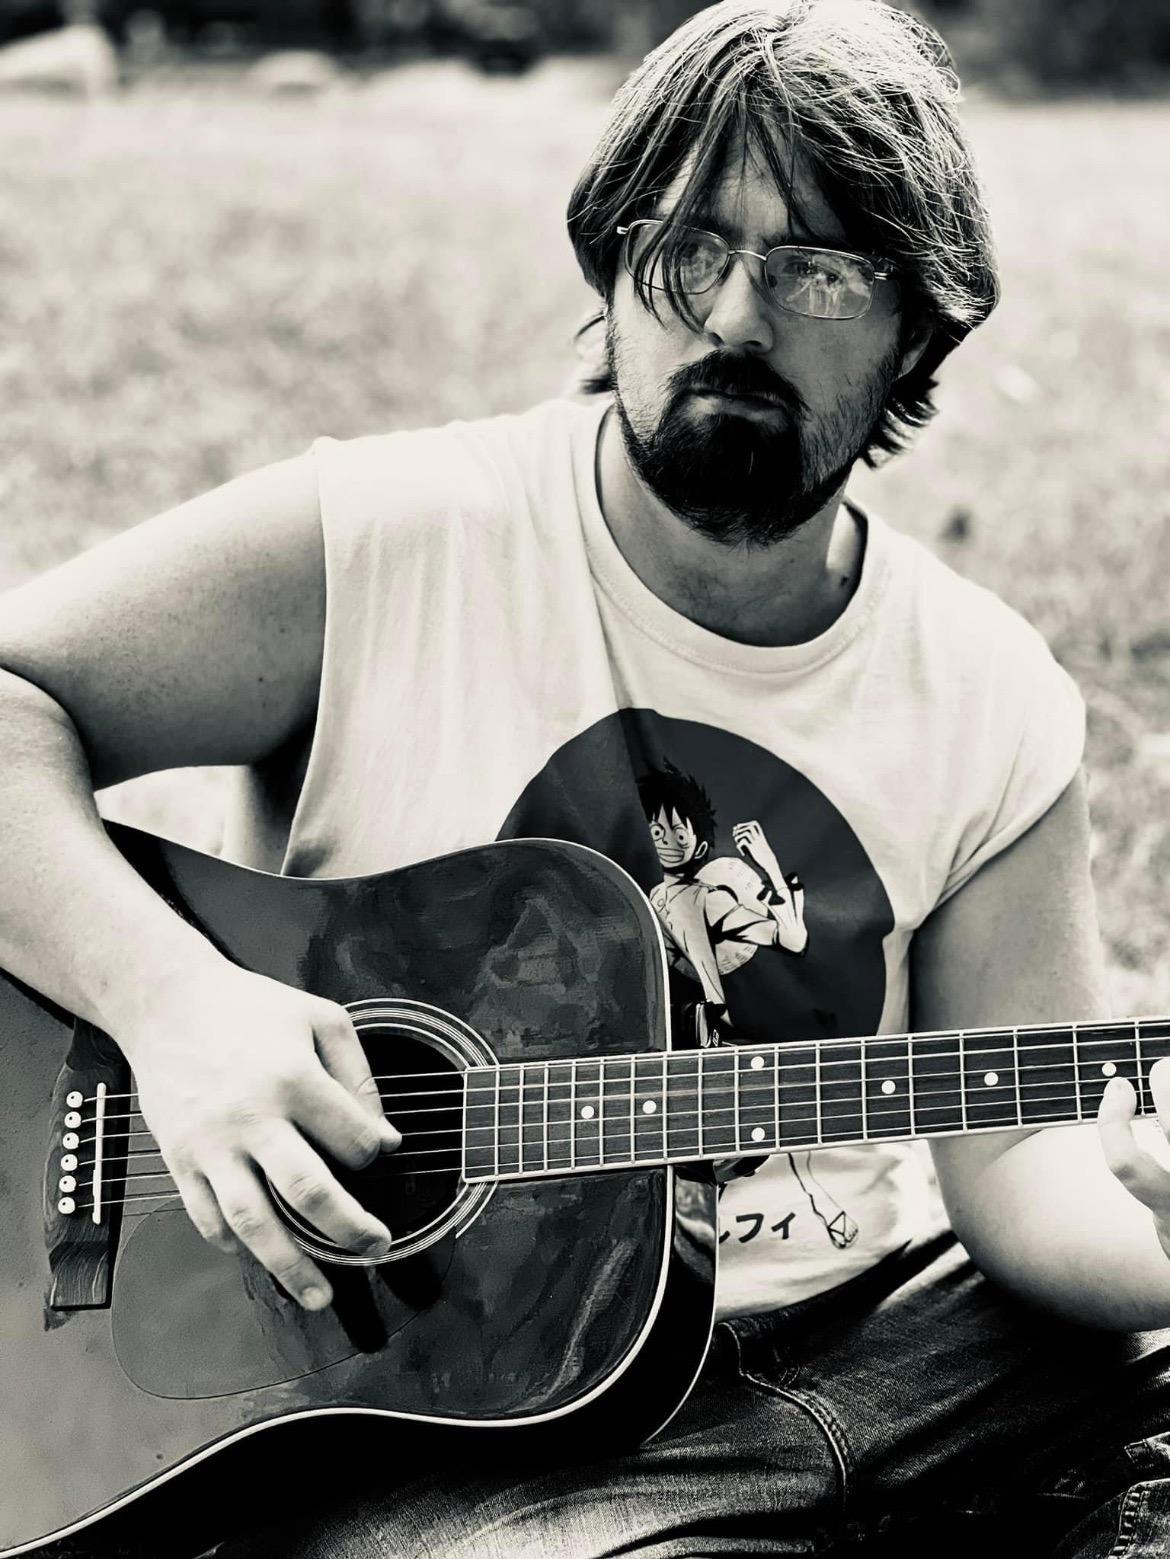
[70,1065,1147,1163]
[71,1081,1170,1218]
[63,1081,1148,1212]
[81,1035,1163,1123]
[79,1021,1167,1107]
[75,1056,1156,1148]
[69,1065,1151,1172]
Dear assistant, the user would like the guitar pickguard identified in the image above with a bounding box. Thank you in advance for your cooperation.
[112,1212,452,1398]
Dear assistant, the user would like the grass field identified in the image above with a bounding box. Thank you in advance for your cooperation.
[0,61,1167,1011]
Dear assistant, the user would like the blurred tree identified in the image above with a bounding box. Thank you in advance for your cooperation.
[970,0,1170,84]
[612,0,698,60]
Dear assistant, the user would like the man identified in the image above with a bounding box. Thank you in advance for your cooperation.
[2,2,1170,1554]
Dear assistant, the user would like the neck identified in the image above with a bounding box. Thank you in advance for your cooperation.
[462,1016,1170,1184]
[595,405,861,648]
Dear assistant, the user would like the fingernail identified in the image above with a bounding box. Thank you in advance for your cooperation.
[301,1286,331,1311]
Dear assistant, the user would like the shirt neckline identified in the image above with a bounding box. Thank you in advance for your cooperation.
[569,395,891,679]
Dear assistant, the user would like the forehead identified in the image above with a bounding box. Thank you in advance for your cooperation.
[655,135,847,246]
[652,805,694,829]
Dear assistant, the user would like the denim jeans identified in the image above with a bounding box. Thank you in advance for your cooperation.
[188,1219,1170,1559]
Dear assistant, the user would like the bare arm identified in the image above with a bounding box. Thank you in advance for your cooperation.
[918,771,1170,1329]
[0,457,323,1022]
[0,455,398,1310]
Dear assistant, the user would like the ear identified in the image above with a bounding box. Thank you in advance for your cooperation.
[695,841,710,860]
[896,316,933,381]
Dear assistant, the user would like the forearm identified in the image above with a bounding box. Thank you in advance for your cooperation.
[0,669,229,1045]
[943,1121,1170,1330]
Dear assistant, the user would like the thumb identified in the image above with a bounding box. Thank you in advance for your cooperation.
[315,1007,401,1150]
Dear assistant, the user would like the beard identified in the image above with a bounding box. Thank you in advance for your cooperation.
[607,321,899,549]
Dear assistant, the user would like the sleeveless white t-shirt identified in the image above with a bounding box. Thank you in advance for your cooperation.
[231,395,1085,1318]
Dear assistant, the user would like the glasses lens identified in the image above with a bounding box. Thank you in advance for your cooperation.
[764,248,875,320]
[625,223,728,295]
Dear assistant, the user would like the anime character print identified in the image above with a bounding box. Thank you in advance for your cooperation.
[637,760,809,1017]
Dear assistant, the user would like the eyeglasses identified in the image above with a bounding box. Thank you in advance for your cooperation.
[616,218,894,322]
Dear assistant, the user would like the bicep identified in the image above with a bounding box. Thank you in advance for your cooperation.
[0,453,325,787]
[916,771,1111,1200]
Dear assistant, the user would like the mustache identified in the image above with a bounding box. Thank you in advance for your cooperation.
[669,354,805,416]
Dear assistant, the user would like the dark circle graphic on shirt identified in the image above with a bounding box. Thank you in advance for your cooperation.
[497,710,892,1047]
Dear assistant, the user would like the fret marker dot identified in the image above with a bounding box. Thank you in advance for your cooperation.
[580,1105,595,1120]
[642,1100,657,1115]
[1102,1061,1117,1077]
[751,1126,766,1142]
[983,1072,999,1087]
[751,1055,765,1070]
[881,1079,896,1095]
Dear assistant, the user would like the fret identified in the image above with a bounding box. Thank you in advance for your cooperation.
[574,1058,603,1169]
[732,1053,741,1153]
[772,1047,780,1149]
[818,1040,863,1145]
[907,1034,916,1130]
[543,1064,550,1174]
[628,1054,636,1163]
[958,1031,967,1131]
[737,1048,775,1153]
[461,1066,498,1181]
[666,1052,701,1160]
[1013,1028,1022,1126]
[864,1038,911,1141]
[698,1050,705,1158]
[497,1063,523,1176]
[776,1042,819,1150]
[699,1048,738,1156]
[1075,1023,1142,1123]
[909,1033,964,1136]
[520,1063,545,1175]
[633,1053,668,1163]
[1138,1018,1170,1115]
[961,1029,1019,1131]
[1018,1025,1077,1125]
[601,1056,633,1166]
[569,1058,578,1167]
[859,1043,868,1142]
[546,1059,573,1173]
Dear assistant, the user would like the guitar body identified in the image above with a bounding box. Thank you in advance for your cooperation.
[0,828,717,1556]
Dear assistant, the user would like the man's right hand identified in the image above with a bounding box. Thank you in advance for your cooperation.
[118,964,401,1313]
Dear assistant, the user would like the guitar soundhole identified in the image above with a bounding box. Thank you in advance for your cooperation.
[270,999,495,1264]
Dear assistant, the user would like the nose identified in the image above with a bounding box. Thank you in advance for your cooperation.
[699,252,775,355]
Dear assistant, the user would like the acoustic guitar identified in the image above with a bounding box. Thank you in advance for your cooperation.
[2,823,1166,1556]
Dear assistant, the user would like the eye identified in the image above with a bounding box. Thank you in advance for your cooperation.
[650,822,667,842]
[675,829,689,846]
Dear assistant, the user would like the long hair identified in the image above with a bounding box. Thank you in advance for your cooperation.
[566,0,1000,465]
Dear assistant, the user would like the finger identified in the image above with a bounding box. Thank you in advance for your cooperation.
[312,1007,401,1149]
[292,1067,401,1168]
[1150,1058,1170,1139]
[1098,1077,1170,1211]
[207,1159,334,1311]
[253,1124,392,1256]
[172,1166,237,1256]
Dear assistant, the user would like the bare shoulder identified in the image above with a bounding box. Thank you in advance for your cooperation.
[919,771,1110,1183]
[0,453,325,787]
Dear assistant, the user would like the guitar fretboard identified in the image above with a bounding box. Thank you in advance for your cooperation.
[461,1019,1170,1182]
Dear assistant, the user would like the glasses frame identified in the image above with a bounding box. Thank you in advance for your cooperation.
[615,218,895,322]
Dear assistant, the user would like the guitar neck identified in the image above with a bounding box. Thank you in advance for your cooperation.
[462,1018,1170,1183]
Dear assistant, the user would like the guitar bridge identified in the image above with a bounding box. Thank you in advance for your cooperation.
[44,1020,129,1312]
